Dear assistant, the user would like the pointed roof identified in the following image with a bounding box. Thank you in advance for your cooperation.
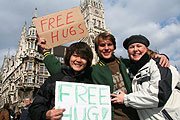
[32,8,37,19]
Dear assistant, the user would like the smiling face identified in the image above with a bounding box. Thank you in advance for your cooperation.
[69,52,87,72]
[128,43,148,62]
[97,39,115,59]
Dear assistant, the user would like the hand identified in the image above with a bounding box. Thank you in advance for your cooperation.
[46,108,65,120]
[155,54,170,67]
[111,90,125,104]
[37,34,48,52]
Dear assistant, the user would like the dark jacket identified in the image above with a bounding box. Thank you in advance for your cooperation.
[19,105,31,120]
[29,66,92,120]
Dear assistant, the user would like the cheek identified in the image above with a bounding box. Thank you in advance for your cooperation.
[69,57,74,64]
[98,46,103,51]
[141,48,148,54]
[111,46,115,50]
[83,60,87,66]
[128,50,132,55]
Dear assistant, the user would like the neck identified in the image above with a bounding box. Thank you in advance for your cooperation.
[100,55,115,63]
[130,52,150,75]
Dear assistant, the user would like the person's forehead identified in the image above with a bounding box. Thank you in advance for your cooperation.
[99,38,112,43]
[25,98,30,101]
[129,43,146,46]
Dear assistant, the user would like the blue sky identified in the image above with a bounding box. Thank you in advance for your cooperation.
[0,0,180,70]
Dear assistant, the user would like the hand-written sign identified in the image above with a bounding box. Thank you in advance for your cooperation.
[55,81,111,120]
[33,7,89,49]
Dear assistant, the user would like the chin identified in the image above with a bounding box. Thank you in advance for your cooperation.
[102,54,112,59]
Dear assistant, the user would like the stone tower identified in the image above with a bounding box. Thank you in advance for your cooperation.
[79,0,110,64]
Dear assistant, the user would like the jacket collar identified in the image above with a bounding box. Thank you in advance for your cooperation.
[62,66,85,78]
[98,56,121,66]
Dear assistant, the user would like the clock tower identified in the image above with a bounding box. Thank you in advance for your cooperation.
[79,0,110,64]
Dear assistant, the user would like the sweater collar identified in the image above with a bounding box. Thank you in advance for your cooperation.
[99,55,121,66]
[99,55,116,63]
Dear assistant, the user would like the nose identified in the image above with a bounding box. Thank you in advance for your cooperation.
[134,46,138,51]
[76,56,81,62]
[105,44,109,49]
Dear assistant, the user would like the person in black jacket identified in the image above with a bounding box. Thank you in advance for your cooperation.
[20,97,32,120]
[29,42,93,120]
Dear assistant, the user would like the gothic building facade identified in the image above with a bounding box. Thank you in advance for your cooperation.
[0,0,109,112]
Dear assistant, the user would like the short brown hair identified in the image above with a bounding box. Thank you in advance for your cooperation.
[64,42,93,68]
[95,32,116,54]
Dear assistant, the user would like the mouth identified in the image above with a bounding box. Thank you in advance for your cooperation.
[74,62,83,67]
[103,51,111,56]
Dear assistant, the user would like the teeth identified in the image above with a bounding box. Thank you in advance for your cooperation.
[74,63,82,66]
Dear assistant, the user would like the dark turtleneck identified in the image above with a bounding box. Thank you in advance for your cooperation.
[100,55,116,63]
[130,52,150,75]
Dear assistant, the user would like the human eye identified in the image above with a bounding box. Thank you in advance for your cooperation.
[128,45,134,49]
[137,44,143,48]
[99,43,105,47]
[108,43,113,46]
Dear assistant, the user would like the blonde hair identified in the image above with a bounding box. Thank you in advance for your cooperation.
[147,49,157,58]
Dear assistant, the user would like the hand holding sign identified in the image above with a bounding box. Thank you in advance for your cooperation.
[46,108,66,120]
[33,7,89,49]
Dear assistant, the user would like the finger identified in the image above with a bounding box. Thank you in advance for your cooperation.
[154,54,158,58]
[54,109,65,115]
[116,90,121,92]
[164,61,170,67]
[52,109,65,120]
[159,58,165,67]
[53,115,63,120]
[110,94,116,96]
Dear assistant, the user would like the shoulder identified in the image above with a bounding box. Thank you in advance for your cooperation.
[46,71,65,84]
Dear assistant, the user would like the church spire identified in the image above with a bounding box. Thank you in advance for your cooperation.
[7,49,10,59]
[21,21,27,35]
[32,8,37,19]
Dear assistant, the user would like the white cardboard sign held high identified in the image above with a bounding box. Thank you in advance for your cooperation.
[55,81,111,120]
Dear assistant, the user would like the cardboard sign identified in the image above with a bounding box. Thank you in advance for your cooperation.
[33,7,89,49]
[55,81,111,120]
